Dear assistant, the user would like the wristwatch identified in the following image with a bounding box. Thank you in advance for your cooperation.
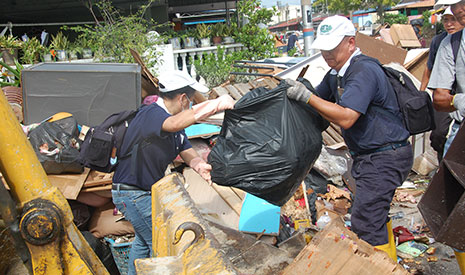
[451,95,456,107]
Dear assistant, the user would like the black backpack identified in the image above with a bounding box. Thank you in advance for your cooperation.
[79,109,139,173]
[352,55,435,135]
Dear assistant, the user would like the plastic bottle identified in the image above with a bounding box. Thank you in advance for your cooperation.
[316,211,331,230]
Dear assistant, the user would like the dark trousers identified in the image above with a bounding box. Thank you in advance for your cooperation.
[430,110,452,163]
[351,144,413,246]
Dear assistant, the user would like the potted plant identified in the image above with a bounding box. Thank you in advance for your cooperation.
[0,59,23,87]
[223,24,236,44]
[196,23,211,48]
[50,32,69,61]
[0,36,22,65]
[181,28,196,49]
[68,42,81,60]
[211,23,225,45]
[20,37,44,64]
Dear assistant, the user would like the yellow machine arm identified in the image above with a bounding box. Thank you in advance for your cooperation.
[0,90,108,274]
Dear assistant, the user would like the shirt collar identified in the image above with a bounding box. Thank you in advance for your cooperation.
[156,98,171,114]
[329,48,362,77]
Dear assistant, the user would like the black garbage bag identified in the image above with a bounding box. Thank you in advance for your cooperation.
[208,82,328,206]
[28,120,84,174]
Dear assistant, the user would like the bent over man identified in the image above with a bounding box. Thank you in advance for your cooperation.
[285,15,413,261]
[111,70,235,274]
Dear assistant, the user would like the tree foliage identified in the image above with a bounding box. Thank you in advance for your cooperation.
[68,0,168,67]
[234,0,277,60]
[383,13,408,25]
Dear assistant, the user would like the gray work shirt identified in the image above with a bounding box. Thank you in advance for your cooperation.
[428,29,465,121]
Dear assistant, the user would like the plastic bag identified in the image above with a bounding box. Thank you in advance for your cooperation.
[28,120,83,174]
[208,83,328,206]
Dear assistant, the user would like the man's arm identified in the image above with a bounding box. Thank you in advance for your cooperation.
[420,67,431,91]
[307,94,361,129]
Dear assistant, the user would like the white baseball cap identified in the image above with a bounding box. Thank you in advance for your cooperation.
[158,70,209,94]
[435,0,461,9]
[444,6,454,16]
[312,15,356,51]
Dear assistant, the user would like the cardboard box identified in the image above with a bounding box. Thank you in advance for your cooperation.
[389,24,422,48]
[355,32,407,65]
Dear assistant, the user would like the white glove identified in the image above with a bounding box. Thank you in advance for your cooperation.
[190,157,212,185]
[284,79,313,103]
[192,94,235,122]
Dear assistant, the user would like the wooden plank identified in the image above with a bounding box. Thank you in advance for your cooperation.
[224,85,243,100]
[282,218,409,275]
[184,168,239,229]
[210,86,229,99]
[262,78,278,89]
[211,184,243,216]
[231,187,246,200]
[48,168,90,199]
[234,83,252,96]
[325,125,344,143]
[330,122,342,136]
[80,184,111,193]
[322,131,337,146]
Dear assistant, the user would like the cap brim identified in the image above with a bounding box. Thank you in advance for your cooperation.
[434,0,461,9]
[190,82,210,94]
[311,35,345,51]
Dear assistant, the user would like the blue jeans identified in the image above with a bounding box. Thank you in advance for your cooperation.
[351,144,413,246]
[443,121,461,158]
[112,189,152,275]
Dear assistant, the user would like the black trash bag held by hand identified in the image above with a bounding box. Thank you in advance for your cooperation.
[28,121,84,174]
[208,82,328,206]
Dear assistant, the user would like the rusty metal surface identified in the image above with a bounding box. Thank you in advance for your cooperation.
[418,123,465,250]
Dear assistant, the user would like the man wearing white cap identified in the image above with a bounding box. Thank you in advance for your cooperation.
[428,1,465,272]
[284,15,413,261]
[111,70,234,274]
[421,7,463,163]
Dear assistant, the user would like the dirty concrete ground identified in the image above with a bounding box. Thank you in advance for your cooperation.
[391,173,461,275]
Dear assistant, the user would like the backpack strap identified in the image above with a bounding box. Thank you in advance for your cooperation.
[451,30,462,63]
[451,30,462,94]
[349,54,405,125]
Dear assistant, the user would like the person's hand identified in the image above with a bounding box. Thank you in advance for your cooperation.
[190,157,212,185]
[192,94,235,122]
[284,79,313,103]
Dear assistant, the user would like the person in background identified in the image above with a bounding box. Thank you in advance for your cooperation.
[286,31,302,54]
[111,70,235,274]
[420,7,463,163]
[428,0,465,273]
[284,15,413,262]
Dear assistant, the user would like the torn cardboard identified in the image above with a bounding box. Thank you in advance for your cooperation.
[389,24,422,48]
[355,32,407,65]
[282,218,409,274]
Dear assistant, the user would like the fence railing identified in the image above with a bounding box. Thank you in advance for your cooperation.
[172,43,245,77]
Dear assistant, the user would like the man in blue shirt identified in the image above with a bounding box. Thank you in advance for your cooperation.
[112,70,234,274]
[285,15,413,261]
[286,31,302,54]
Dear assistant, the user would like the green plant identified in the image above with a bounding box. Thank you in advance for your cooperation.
[421,10,435,40]
[0,59,23,87]
[20,37,45,64]
[0,36,22,51]
[211,23,226,37]
[193,47,251,88]
[222,24,235,37]
[196,23,211,39]
[50,32,70,50]
[383,13,408,25]
[234,0,277,60]
[66,0,169,67]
